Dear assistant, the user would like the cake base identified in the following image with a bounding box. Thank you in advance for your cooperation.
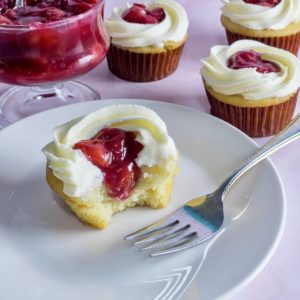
[46,158,179,229]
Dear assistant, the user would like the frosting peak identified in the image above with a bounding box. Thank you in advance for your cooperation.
[105,0,188,48]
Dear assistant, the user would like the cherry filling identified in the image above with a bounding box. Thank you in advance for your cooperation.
[227,50,280,74]
[0,0,99,25]
[74,128,144,200]
[122,3,165,24]
[0,0,108,86]
[243,0,281,7]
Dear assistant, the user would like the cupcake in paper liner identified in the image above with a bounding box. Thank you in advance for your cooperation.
[105,0,189,82]
[221,0,300,55]
[200,40,300,137]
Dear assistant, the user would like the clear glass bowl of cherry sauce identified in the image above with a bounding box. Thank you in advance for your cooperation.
[0,0,109,128]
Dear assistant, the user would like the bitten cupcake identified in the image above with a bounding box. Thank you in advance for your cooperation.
[43,104,179,228]
[221,0,300,55]
[105,0,188,82]
[201,40,300,137]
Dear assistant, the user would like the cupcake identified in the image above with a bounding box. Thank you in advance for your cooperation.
[42,104,179,228]
[221,0,300,55]
[201,40,300,137]
[105,0,188,82]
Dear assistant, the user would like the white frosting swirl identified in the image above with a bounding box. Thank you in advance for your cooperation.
[42,104,177,199]
[222,0,300,30]
[201,40,300,100]
[105,0,188,48]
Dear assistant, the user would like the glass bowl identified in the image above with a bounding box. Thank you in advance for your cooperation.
[0,0,109,128]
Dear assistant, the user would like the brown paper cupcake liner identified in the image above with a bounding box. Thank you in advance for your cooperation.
[225,29,300,55]
[205,89,299,137]
[106,43,185,82]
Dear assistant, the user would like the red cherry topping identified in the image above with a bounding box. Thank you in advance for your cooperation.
[0,0,97,25]
[243,0,281,7]
[74,140,112,169]
[0,0,14,13]
[0,14,12,24]
[122,3,165,24]
[43,7,65,22]
[227,50,280,74]
[74,128,144,200]
[104,162,141,200]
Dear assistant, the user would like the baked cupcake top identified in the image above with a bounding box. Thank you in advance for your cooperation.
[201,40,300,100]
[43,104,177,200]
[105,0,188,48]
[221,0,300,30]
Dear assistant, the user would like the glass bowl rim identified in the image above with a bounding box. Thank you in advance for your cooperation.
[0,0,105,32]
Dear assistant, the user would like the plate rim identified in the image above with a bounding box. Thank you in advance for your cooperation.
[0,98,287,300]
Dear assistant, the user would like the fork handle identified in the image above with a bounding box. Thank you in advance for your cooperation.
[218,113,300,200]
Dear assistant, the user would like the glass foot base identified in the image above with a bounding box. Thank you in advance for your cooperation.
[0,81,100,129]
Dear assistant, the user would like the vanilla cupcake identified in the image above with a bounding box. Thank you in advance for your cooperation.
[105,0,188,82]
[42,105,179,228]
[201,40,300,137]
[221,0,300,54]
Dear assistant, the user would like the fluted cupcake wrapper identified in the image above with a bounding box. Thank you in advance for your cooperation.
[225,29,300,55]
[106,43,185,82]
[205,88,299,137]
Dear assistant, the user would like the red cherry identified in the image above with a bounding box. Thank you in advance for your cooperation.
[95,128,127,166]
[0,0,15,13]
[0,15,12,24]
[74,140,112,169]
[21,28,61,57]
[3,8,18,20]
[73,128,144,200]
[43,7,65,22]
[227,50,280,74]
[243,0,281,7]
[83,0,98,4]
[104,162,141,200]
[70,2,91,15]
[122,3,165,24]
[26,0,42,6]
[53,0,69,8]
[149,7,165,22]
[125,132,144,160]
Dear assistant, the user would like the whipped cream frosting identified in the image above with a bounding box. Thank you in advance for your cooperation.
[201,40,300,100]
[105,0,188,48]
[222,0,300,30]
[43,104,177,199]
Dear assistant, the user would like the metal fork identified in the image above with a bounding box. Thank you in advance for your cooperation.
[125,114,300,257]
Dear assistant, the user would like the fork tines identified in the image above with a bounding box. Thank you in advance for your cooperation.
[124,219,200,257]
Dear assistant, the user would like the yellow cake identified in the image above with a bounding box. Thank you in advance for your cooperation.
[43,104,179,228]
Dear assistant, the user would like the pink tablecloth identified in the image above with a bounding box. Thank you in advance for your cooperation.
[1,1,299,299]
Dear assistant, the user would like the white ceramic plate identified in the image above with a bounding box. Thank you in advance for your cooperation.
[0,99,285,300]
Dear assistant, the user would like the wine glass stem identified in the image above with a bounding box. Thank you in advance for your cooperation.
[30,84,67,103]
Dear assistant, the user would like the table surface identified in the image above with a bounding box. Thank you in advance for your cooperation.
[1,1,299,299]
